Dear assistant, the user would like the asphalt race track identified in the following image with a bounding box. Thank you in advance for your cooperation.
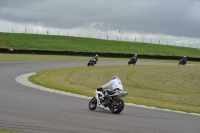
[0,61,200,133]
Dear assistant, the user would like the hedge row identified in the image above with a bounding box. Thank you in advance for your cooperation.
[0,48,199,61]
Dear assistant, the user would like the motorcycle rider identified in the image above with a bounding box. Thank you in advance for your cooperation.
[96,76,123,110]
[93,54,98,64]
[180,56,187,63]
[131,54,137,62]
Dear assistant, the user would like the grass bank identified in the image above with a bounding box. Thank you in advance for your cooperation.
[0,32,200,57]
[0,129,21,133]
[29,65,200,114]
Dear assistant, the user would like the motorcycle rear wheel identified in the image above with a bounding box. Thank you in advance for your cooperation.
[88,97,97,110]
[110,99,124,114]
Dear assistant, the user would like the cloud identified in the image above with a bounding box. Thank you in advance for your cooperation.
[0,0,200,48]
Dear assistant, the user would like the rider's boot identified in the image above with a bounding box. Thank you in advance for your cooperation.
[95,94,104,108]
[97,101,105,109]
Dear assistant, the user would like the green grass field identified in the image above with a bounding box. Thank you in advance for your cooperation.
[29,65,200,114]
[0,32,200,57]
[0,129,20,133]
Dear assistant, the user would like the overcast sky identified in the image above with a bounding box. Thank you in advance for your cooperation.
[0,0,200,48]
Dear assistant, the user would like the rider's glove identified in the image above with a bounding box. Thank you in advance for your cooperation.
[97,87,102,91]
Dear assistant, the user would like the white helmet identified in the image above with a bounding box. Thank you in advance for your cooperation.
[184,56,186,57]
[96,54,98,57]
[112,75,119,79]
[135,54,137,56]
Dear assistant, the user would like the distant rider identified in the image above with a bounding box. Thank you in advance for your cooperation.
[96,76,123,110]
[93,54,98,64]
[180,56,187,63]
[131,54,137,62]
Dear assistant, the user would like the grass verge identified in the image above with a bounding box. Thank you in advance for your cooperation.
[0,129,21,133]
[29,65,200,114]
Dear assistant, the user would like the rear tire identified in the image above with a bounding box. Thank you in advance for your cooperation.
[88,97,97,110]
[110,99,124,114]
[128,61,131,65]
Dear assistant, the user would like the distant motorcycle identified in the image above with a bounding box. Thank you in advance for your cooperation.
[128,58,137,65]
[178,59,187,65]
[87,58,96,66]
[88,88,128,114]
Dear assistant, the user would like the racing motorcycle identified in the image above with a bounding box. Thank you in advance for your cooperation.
[88,88,128,114]
[178,59,187,65]
[128,58,137,65]
[87,58,96,66]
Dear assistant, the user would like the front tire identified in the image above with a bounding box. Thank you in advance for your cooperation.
[128,61,131,65]
[110,99,124,114]
[88,97,97,110]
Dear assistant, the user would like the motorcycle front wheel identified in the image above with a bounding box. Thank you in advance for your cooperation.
[88,97,97,110]
[110,99,124,114]
[128,61,131,65]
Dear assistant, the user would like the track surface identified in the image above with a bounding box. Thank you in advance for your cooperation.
[0,61,200,133]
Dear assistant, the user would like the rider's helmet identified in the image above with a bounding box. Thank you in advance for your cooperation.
[135,54,137,56]
[96,54,98,57]
[184,56,186,58]
[112,75,119,79]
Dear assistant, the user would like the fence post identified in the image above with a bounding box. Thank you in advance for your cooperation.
[25,28,26,34]
[37,29,38,34]
[135,37,136,42]
[117,36,118,41]
[12,27,13,33]
[151,39,152,44]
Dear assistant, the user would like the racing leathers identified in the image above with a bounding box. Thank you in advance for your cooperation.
[93,55,98,64]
